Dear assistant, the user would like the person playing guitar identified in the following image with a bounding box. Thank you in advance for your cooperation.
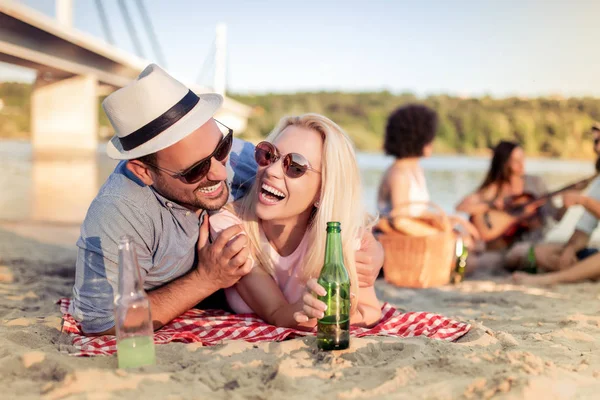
[456,141,570,270]
[512,123,600,284]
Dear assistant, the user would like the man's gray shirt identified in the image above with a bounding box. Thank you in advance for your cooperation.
[70,139,257,333]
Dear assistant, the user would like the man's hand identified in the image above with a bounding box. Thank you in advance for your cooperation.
[558,245,578,269]
[195,217,253,290]
[355,229,384,288]
[492,198,505,210]
[563,191,584,208]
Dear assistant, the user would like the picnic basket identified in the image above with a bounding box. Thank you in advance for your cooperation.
[376,202,455,288]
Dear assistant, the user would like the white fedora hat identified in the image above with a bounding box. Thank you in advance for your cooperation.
[103,64,223,160]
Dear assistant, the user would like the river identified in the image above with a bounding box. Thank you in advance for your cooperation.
[1,140,596,242]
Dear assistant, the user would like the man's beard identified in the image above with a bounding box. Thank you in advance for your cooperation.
[153,177,230,212]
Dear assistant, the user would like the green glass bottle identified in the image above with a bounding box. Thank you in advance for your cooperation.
[452,236,468,284]
[317,222,351,351]
[114,235,156,369]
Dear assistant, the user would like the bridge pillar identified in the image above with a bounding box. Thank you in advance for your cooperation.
[31,73,98,155]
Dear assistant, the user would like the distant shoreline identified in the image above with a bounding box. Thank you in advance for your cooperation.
[0,138,596,164]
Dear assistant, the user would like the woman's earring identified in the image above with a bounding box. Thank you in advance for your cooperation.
[314,201,320,208]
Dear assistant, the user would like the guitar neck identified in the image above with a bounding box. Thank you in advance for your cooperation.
[523,174,598,208]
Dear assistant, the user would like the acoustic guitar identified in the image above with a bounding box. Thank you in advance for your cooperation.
[470,174,598,248]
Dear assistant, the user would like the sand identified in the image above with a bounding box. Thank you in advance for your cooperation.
[1,223,600,400]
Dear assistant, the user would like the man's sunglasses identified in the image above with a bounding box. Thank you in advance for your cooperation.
[254,141,320,178]
[144,120,233,184]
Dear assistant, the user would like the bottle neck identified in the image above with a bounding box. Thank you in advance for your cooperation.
[118,239,144,296]
[324,229,344,266]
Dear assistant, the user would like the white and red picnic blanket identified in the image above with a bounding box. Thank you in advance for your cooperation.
[58,298,470,357]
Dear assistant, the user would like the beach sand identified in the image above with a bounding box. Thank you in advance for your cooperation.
[1,224,600,400]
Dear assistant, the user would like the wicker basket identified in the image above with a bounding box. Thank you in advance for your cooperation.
[376,202,455,288]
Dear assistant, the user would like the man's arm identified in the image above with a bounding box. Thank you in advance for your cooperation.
[564,193,600,220]
[355,229,384,287]
[564,229,590,253]
[555,229,590,269]
[92,268,220,336]
[557,184,600,267]
[147,219,253,330]
[82,217,253,336]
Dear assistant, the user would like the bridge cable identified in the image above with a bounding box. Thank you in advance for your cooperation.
[94,0,115,45]
[134,0,167,68]
[117,0,145,58]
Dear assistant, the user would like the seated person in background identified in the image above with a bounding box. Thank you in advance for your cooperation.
[512,124,600,284]
[456,141,566,270]
[512,186,600,285]
[377,104,434,217]
[377,104,480,272]
[210,114,383,329]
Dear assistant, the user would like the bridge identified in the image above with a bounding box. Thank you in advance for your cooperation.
[0,0,251,155]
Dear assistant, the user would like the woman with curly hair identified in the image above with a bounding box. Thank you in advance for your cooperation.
[377,104,436,217]
[377,104,482,276]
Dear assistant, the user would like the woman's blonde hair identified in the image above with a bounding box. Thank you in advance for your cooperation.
[234,113,375,311]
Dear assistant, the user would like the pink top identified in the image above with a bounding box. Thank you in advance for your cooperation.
[209,209,310,314]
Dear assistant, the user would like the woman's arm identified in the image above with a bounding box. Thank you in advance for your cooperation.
[234,268,316,329]
[455,191,497,215]
[388,170,411,211]
[235,269,382,329]
[350,286,381,327]
[209,209,313,329]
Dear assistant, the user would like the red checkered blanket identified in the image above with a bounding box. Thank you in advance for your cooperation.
[58,298,470,356]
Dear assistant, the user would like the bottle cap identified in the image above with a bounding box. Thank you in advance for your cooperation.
[326,221,341,232]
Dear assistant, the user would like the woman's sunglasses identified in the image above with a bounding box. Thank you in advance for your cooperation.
[144,121,233,184]
[254,141,320,178]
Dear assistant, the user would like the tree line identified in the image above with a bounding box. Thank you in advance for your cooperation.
[232,91,600,159]
[1,82,599,158]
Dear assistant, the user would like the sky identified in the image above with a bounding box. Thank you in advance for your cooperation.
[2,0,600,97]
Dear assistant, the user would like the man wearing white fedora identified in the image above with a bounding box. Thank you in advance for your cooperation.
[70,64,383,336]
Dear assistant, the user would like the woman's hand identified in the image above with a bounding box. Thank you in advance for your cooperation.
[293,278,327,324]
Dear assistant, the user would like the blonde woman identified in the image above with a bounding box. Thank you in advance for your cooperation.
[209,114,381,329]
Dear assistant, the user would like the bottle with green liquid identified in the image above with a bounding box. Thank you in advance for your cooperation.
[452,236,469,284]
[114,235,156,369]
[317,222,351,351]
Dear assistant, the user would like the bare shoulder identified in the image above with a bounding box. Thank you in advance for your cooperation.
[477,184,496,201]
[387,164,412,181]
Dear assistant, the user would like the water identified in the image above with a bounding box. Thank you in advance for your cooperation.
[116,336,156,369]
[0,140,596,231]
[358,152,597,216]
